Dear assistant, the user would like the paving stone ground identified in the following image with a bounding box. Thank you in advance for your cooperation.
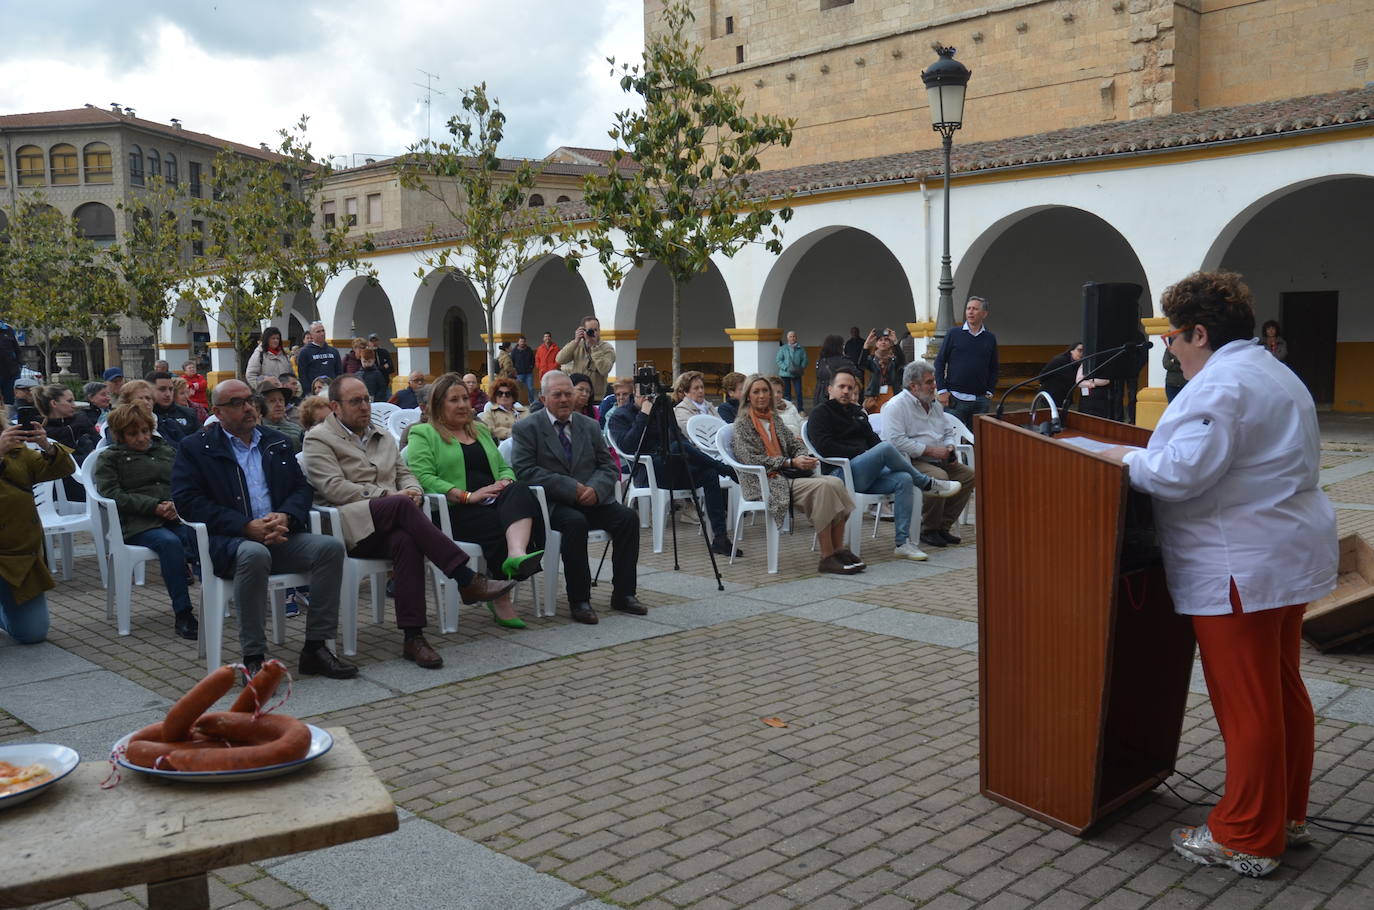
[7,433,1374,909]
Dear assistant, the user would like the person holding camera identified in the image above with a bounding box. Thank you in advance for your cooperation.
[555,316,616,402]
[861,327,906,413]
[609,378,740,558]
[0,421,74,644]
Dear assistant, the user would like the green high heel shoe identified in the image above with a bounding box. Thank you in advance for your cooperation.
[502,551,544,581]
[486,601,527,629]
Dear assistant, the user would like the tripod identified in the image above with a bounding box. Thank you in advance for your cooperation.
[594,388,724,591]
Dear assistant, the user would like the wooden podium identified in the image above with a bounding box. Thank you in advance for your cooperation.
[975,410,1195,835]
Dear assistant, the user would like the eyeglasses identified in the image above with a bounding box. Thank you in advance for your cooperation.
[217,397,254,410]
[1161,326,1190,348]
[495,390,515,397]
[409,378,425,385]
[342,397,371,407]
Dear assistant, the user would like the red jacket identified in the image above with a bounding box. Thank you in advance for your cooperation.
[534,342,560,378]
[182,372,209,409]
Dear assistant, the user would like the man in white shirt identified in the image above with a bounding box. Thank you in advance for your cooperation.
[880,360,976,549]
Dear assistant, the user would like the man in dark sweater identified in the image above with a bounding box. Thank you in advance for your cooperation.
[296,321,342,389]
[146,371,202,444]
[510,335,536,394]
[608,389,740,558]
[933,296,999,431]
[807,367,959,561]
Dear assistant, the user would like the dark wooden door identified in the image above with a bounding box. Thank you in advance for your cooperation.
[1281,291,1338,404]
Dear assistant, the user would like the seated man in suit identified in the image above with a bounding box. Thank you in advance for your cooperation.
[880,360,977,549]
[303,376,516,669]
[171,379,354,679]
[512,370,650,624]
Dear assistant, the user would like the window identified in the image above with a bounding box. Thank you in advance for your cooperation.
[16,145,45,186]
[0,154,6,187]
[344,197,358,226]
[527,194,545,208]
[128,145,144,185]
[555,195,571,203]
[322,199,336,229]
[164,153,178,185]
[50,144,78,185]
[210,166,221,200]
[83,142,113,184]
[74,202,116,244]
[190,220,204,257]
[735,45,745,64]
[146,148,161,179]
[188,162,202,197]
[725,15,734,34]
[366,193,381,224]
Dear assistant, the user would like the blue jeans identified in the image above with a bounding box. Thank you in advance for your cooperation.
[0,577,48,644]
[780,376,802,404]
[946,395,990,433]
[517,373,533,397]
[128,524,198,615]
[846,442,932,547]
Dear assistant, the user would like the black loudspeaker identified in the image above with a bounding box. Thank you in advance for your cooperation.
[1082,282,1144,381]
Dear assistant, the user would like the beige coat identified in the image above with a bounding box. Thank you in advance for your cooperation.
[302,413,420,549]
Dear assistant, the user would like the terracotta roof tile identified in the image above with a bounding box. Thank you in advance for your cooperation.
[0,106,280,161]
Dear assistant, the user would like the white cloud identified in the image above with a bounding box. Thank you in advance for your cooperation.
[0,0,646,160]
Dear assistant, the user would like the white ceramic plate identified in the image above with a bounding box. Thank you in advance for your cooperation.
[0,743,80,809]
[112,724,333,782]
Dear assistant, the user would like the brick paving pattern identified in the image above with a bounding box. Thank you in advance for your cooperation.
[9,438,1374,909]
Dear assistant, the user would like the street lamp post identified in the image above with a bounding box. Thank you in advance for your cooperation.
[921,44,972,358]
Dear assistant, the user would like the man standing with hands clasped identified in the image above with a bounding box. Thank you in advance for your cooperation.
[934,296,999,432]
[556,316,615,402]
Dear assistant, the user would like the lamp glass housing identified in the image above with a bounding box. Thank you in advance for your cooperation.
[926,83,967,129]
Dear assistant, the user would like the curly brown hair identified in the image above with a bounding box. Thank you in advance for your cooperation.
[1161,271,1255,350]
[108,402,155,439]
[489,376,521,401]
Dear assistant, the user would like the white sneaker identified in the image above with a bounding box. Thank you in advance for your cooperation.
[894,541,929,561]
[1169,824,1279,878]
[928,478,962,498]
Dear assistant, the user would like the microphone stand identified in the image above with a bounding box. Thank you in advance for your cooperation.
[994,341,1150,421]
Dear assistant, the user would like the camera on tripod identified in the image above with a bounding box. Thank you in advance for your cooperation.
[634,361,666,399]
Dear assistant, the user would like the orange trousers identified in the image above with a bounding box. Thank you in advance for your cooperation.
[1192,589,1313,858]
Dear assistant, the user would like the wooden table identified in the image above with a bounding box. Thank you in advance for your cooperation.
[0,727,398,909]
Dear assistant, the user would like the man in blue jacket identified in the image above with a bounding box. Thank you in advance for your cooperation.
[172,379,356,679]
[295,321,342,389]
[775,331,807,406]
[934,296,999,431]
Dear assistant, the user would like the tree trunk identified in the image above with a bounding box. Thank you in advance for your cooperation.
[81,338,96,381]
[485,303,498,383]
[671,277,683,381]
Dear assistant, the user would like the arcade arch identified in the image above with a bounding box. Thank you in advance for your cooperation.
[413,270,485,376]
[623,261,735,378]
[332,277,398,345]
[500,255,593,341]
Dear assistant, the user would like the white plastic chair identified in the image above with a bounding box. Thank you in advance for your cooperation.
[369,401,399,434]
[83,448,158,635]
[183,521,306,672]
[500,436,607,615]
[867,412,884,437]
[714,424,779,574]
[387,407,422,441]
[606,422,703,553]
[684,413,740,528]
[945,412,976,527]
[36,473,91,582]
[800,421,891,558]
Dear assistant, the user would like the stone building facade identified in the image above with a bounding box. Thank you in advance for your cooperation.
[654,0,1374,168]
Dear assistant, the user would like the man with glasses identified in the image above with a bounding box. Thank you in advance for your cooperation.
[171,380,356,679]
[389,371,427,409]
[555,316,615,402]
[303,376,517,669]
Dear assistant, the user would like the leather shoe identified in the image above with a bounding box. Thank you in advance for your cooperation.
[836,548,866,570]
[173,610,199,641]
[919,531,948,549]
[569,601,599,624]
[243,655,264,678]
[709,538,743,558]
[459,575,518,605]
[298,644,359,679]
[818,555,860,575]
[611,593,649,615]
[939,529,962,546]
[403,635,444,669]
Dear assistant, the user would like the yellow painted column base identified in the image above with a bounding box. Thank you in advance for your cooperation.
[1135,386,1167,430]
[206,371,237,391]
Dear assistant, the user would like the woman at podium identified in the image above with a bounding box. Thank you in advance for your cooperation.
[1107,271,1337,878]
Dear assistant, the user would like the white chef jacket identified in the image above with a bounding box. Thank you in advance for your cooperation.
[1122,339,1336,616]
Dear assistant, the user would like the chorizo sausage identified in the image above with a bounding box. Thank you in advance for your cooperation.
[230,659,287,714]
[125,738,230,769]
[164,713,312,771]
[161,666,237,741]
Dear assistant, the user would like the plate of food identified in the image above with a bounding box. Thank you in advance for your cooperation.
[111,724,333,783]
[0,743,80,809]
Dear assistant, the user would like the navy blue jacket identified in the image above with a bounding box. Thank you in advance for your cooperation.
[717,398,739,426]
[171,425,313,578]
[295,342,342,388]
[934,327,999,398]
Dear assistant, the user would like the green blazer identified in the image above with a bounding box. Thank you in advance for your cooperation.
[405,421,514,495]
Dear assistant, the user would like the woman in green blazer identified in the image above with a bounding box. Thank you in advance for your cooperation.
[405,373,543,629]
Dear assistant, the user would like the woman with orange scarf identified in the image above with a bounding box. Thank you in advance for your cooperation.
[730,374,860,574]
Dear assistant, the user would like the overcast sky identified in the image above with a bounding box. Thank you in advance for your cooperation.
[0,0,646,163]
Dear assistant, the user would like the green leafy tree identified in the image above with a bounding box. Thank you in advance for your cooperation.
[67,262,125,380]
[0,196,118,378]
[397,84,563,379]
[111,175,193,350]
[579,0,795,378]
[192,117,375,377]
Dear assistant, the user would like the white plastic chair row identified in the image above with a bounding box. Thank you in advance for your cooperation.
[713,424,780,574]
[387,407,422,441]
[35,465,90,582]
[945,412,976,527]
[799,420,891,559]
[82,448,157,636]
[605,423,706,553]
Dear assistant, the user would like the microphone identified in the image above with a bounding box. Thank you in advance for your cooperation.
[1028,390,1061,437]
[994,339,1152,421]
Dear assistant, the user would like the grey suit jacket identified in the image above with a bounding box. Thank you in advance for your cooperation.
[511,411,617,507]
